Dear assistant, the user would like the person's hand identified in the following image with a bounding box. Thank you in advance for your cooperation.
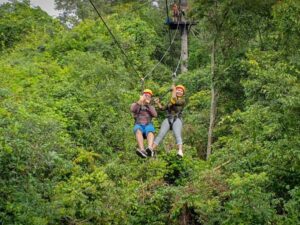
[154,98,160,104]
[138,95,145,105]
[154,98,163,109]
[171,84,176,90]
[144,98,150,104]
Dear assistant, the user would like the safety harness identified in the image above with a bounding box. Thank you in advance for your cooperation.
[134,105,152,125]
[166,102,183,130]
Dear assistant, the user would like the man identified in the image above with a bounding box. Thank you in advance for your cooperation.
[172,3,180,22]
[131,89,157,158]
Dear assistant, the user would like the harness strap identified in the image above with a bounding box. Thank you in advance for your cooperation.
[166,101,183,130]
[168,114,181,131]
[134,105,151,125]
[134,104,142,124]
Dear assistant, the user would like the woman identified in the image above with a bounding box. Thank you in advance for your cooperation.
[152,84,186,157]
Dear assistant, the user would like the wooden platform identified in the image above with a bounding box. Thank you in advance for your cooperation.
[165,21,197,30]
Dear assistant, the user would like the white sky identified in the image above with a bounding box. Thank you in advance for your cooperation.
[0,0,61,17]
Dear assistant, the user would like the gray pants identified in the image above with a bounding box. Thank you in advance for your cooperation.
[154,118,183,145]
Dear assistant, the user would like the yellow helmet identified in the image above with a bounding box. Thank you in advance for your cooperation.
[176,85,185,92]
[143,89,153,96]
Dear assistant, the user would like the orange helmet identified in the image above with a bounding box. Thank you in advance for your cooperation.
[176,85,185,93]
[143,89,153,96]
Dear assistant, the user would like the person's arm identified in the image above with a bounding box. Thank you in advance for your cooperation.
[137,95,145,105]
[130,103,140,113]
[154,98,167,110]
[175,98,185,106]
[170,96,185,106]
[154,98,163,109]
[171,84,176,99]
[170,84,177,104]
[130,96,145,113]
[147,105,158,117]
[170,85,185,106]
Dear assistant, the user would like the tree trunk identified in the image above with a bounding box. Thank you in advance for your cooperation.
[207,38,218,160]
[179,203,189,225]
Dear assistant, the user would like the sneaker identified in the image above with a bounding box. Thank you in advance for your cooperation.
[136,149,148,158]
[177,150,183,157]
[146,147,154,157]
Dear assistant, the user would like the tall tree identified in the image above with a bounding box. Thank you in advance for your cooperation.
[191,0,276,159]
[54,0,157,23]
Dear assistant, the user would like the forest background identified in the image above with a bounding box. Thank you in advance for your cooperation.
[0,0,299,224]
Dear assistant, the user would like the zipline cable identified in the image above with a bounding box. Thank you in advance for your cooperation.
[142,0,182,81]
[140,20,180,91]
[172,54,182,82]
[88,0,181,92]
[142,22,180,80]
[143,1,183,90]
[166,0,176,73]
[156,53,181,101]
[129,0,152,14]
[88,0,140,78]
[192,28,204,42]
[165,0,173,48]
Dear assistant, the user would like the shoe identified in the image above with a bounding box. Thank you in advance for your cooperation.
[136,149,148,158]
[177,150,183,157]
[146,147,154,157]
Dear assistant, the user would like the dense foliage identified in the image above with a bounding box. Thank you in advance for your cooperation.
[0,0,299,224]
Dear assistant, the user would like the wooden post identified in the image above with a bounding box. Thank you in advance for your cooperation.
[180,0,188,73]
[181,25,188,73]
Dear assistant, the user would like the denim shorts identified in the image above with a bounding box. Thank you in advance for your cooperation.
[133,123,155,138]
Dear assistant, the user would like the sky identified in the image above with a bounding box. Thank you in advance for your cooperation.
[0,0,160,17]
[0,0,61,17]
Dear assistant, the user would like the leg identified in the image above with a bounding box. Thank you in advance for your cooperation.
[152,143,158,149]
[133,124,148,158]
[153,119,170,150]
[146,132,155,157]
[145,123,155,157]
[177,144,183,157]
[172,119,184,156]
[135,129,145,151]
[147,132,154,148]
